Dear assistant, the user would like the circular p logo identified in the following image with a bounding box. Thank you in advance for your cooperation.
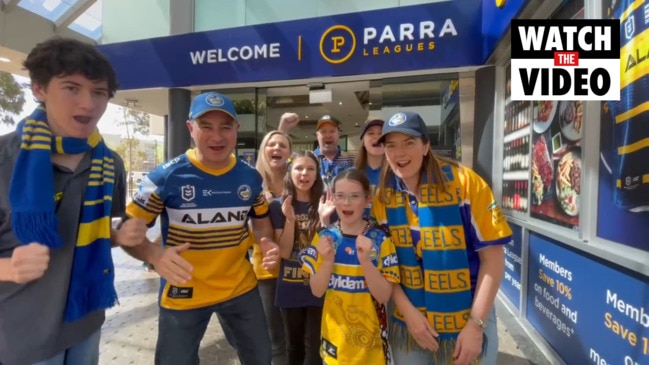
[320,25,356,64]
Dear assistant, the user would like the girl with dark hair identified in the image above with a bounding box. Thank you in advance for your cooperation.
[269,150,325,365]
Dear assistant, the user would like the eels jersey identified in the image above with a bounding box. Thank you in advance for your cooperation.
[126,150,268,310]
[302,227,400,365]
[606,0,649,210]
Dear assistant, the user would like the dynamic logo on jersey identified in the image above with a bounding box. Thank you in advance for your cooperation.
[510,19,621,100]
[319,19,458,64]
[388,112,407,126]
[181,185,195,202]
[329,273,367,292]
[237,185,252,201]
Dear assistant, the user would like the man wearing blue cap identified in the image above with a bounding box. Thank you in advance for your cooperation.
[122,91,280,365]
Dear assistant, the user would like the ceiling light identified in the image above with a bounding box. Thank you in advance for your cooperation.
[338,101,342,105]
[305,116,309,118]
[355,123,360,127]
[0,57,10,63]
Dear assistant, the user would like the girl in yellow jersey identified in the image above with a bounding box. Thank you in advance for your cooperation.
[254,130,292,365]
[302,168,400,365]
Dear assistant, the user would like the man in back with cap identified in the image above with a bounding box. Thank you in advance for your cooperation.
[314,115,355,191]
[121,91,281,365]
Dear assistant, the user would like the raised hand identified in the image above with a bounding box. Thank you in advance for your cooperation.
[318,190,336,225]
[10,243,50,284]
[281,196,296,222]
[356,235,373,263]
[317,235,336,263]
[278,112,300,133]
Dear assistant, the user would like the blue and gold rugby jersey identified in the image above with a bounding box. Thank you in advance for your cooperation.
[302,227,400,365]
[606,0,649,209]
[371,163,512,293]
[126,150,268,310]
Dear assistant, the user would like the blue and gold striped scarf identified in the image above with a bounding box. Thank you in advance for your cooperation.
[385,165,484,363]
[9,107,118,322]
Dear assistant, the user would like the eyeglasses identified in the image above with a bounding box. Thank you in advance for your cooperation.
[333,193,366,203]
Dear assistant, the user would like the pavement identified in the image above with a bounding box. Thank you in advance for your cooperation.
[100,248,551,365]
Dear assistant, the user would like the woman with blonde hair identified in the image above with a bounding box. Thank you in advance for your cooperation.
[252,129,293,365]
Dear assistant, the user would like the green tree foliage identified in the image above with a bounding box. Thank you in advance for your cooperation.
[0,71,26,126]
[117,107,150,192]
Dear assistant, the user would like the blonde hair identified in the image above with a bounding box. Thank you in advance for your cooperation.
[255,131,293,195]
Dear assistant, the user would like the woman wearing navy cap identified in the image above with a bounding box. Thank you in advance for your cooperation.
[354,117,385,218]
[371,111,511,365]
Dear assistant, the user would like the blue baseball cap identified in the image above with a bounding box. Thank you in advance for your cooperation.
[378,111,429,144]
[188,92,238,121]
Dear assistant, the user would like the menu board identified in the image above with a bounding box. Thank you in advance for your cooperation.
[502,64,532,214]
[526,233,649,365]
[529,100,582,229]
[528,5,584,230]
[500,223,523,309]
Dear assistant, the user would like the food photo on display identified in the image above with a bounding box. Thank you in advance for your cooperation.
[530,100,583,229]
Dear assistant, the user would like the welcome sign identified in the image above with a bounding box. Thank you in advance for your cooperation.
[98,1,492,90]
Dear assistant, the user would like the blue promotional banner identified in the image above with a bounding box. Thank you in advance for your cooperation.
[98,2,483,90]
[526,233,649,364]
[501,223,522,309]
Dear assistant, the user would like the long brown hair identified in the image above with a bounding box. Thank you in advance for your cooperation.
[282,151,324,242]
[377,138,458,204]
[354,117,384,171]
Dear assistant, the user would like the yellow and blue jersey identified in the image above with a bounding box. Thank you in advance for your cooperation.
[363,165,381,218]
[126,150,268,310]
[301,226,400,365]
[606,0,649,209]
[371,163,512,294]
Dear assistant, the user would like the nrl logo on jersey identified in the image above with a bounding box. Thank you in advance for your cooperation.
[181,185,195,202]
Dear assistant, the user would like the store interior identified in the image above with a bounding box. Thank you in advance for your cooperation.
[201,74,461,161]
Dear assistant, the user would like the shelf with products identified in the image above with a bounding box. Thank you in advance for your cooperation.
[503,135,531,173]
[504,99,532,136]
[501,67,531,215]
[502,180,529,213]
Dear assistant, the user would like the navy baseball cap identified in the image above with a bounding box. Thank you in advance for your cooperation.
[378,112,428,144]
[359,118,384,140]
[188,92,238,121]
